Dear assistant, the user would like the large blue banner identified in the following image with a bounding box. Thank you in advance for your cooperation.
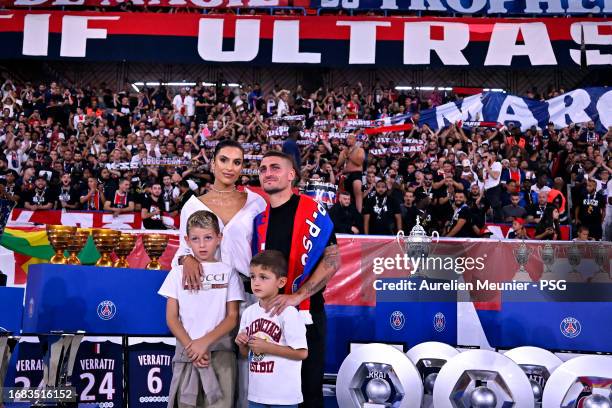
[313,0,610,15]
[390,87,612,133]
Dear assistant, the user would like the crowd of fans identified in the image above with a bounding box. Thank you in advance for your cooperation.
[0,76,610,240]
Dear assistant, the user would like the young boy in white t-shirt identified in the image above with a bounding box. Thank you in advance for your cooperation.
[159,210,245,408]
[235,250,308,408]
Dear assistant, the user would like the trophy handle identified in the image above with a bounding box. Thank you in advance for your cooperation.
[396,230,406,252]
[431,230,440,253]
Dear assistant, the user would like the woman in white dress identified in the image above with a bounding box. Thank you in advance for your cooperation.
[172,140,266,408]
[172,139,266,283]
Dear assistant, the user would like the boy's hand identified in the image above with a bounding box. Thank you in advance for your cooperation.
[186,337,211,362]
[248,338,270,355]
[235,332,249,346]
[193,354,210,368]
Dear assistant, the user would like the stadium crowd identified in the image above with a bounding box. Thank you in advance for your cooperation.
[0,76,610,240]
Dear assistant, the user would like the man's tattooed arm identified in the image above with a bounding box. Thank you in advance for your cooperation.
[297,244,340,299]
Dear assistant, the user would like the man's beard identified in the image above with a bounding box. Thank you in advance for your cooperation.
[262,185,285,195]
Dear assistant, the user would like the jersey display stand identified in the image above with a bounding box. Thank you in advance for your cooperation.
[13,264,174,407]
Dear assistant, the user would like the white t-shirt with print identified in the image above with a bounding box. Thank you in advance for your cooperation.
[484,161,503,190]
[239,302,307,405]
[158,262,245,339]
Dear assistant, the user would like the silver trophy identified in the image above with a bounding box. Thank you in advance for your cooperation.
[396,217,439,277]
[336,343,423,407]
[542,355,612,408]
[513,241,534,281]
[538,243,558,278]
[433,349,535,407]
[0,331,19,405]
[591,244,611,282]
[34,332,84,406]
[406,342,459,408]
[567,244,583,282]
[504,346,563,407]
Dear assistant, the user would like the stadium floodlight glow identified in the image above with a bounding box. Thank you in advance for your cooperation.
[200,82,242,88]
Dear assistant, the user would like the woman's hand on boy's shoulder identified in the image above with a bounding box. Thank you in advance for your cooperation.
[182,255,204,291]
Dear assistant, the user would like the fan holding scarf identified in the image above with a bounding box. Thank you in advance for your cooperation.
[252,150,339,408]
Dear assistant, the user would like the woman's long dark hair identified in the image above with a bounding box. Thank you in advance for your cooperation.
[213,139,244,159]
[536,203,561,239]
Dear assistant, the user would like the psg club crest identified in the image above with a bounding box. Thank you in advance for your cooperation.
[433,312,446,332]
[97,300,117,321]
[390,311,405,331]
[560,317,582,338]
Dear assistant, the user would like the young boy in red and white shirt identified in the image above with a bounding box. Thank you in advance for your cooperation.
[236,250,308,408]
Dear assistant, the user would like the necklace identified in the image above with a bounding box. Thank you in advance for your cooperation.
[210,185,237,194]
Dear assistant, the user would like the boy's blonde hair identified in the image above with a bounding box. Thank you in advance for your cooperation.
[186,210,221,236]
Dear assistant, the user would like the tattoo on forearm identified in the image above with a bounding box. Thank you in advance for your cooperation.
[301,278,330,297]
[322,245,340,270]
[299,245,340,297]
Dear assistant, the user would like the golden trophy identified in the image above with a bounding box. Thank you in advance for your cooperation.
[65,229,91,265]
[92,229,121,267]
[113,233,137,268]
[142,234,169,270]
[46,225,77,264]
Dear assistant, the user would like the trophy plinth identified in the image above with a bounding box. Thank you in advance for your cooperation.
[92,229,121,267]
[143,234,169,270]
[65,229,90,265]
[114,233,137,268]
[46,225,77,264]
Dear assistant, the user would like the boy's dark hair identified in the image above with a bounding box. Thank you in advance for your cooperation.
[250,250,287,278]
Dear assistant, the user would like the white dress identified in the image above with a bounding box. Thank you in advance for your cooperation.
[171,188,267,277]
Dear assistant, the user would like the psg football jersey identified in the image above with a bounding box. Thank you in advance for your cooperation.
[127,341,175,408]
[71,340,123,407]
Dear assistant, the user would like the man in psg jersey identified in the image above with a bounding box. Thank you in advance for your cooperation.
[253,151,339,408]
[103,178,135,216]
